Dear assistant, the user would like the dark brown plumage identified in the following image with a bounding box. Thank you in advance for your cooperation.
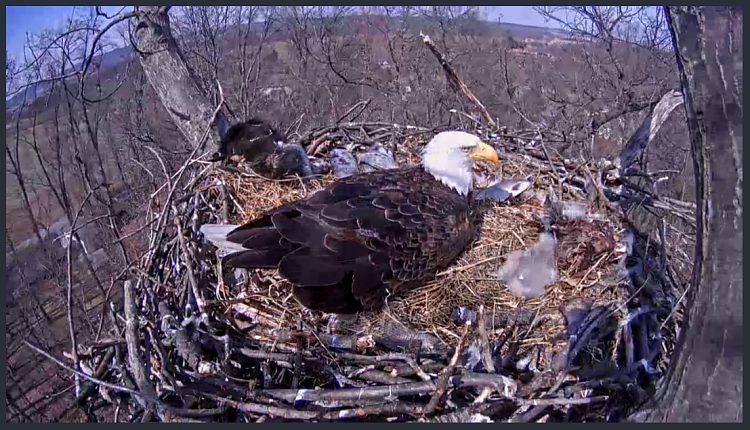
[213,166,477,314]
[210,118,312,178]
[202,130,500,314]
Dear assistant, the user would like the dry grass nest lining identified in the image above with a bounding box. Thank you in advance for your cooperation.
[212,141,629,372]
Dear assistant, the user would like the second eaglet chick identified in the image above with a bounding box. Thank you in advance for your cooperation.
[498,232,559,299]
[210,118,312,179]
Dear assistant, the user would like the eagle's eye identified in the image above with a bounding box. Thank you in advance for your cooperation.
[461,144,477,154]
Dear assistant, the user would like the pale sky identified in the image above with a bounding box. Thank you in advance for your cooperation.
[6,6,557,60]
[486,6,557,28]
[6,6,125,61]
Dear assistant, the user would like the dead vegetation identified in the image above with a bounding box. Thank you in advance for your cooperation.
[6,6,701,424]
[18,115,685,423]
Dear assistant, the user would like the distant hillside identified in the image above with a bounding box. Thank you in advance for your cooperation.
[6,14,564,109]
[6,15,565,116]
[6,46,133,112]
[495,21,568,40]
[5,81,53,112]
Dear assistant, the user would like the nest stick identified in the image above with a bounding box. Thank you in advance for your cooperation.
[23,340,142,398]
[516,395,609,407]
[257,372,514,405]
[372,353,434,383]
[123,281,153,404]
[74,347,116,406]
[355,369,414,385]
[124,281,174,421]
[423,320,473,414]
[474,306,496,404]
[210,393,422,420]
[174,213,203,314]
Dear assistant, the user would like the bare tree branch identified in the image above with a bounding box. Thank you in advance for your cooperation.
[617,89,685,171]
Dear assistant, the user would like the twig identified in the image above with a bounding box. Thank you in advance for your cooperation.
[424,320,472,414]
[22,341,142,398]
[173,214,203,314]
[208,393,422,421]
[336,99,371,124]
[420,32,498,130]
[334,351,442,372]
[659,283,692,331]
[124,280,171,420]
[75,347,116,406]
[437,254,507,277]
[370,353,434,383]
[539,136,563,195]
[516,395,609,407]
[475,306,496,404]
[145,146,173,194]
[330,366,368,388]
[355,369,413,385]
[258,372,515,404]
[66,187,100,397]
[79,11,137,81]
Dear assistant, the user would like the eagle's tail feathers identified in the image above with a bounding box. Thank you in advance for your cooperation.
[199,224,245,253]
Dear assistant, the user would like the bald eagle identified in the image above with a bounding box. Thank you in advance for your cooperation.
[201,131,499,314]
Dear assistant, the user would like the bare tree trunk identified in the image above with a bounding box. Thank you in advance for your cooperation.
[132,6,230,146]
[631,6,743,423]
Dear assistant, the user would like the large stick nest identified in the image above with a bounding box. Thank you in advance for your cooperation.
[56,123,684,423]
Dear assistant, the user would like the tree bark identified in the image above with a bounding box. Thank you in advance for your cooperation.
[631,6,743,422]
[131,6,229,147]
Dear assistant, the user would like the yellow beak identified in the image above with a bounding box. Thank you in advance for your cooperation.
[468,141,499,164]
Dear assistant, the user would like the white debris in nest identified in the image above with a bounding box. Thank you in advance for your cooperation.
[474,178,531,203]
[469,413,494,423]
[197,361,217,375]
[553,200,608,222]
[515,355,532,371]
[498,232,558,299]
[463,341,483,371]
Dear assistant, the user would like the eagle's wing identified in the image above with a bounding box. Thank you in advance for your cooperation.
[221,167,475,313]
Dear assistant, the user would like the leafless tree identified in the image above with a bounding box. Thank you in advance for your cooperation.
[6,5,739,423]
[533,7,678,156]
[631,6,743,423]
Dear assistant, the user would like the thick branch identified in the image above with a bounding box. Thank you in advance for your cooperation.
[124,280,174,421]
[617,89,685,171]
[132,6,229,147]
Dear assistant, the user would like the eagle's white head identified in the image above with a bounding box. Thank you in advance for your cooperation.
[421,131,499,196]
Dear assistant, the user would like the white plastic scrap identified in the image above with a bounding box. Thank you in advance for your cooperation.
[469,414,494,423]
[463,341,483,371]
[197,361,217,375]
[498,232,559,299]
[553,201,608,222]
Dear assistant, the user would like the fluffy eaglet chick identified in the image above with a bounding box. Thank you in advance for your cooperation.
[210,118,312,179]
